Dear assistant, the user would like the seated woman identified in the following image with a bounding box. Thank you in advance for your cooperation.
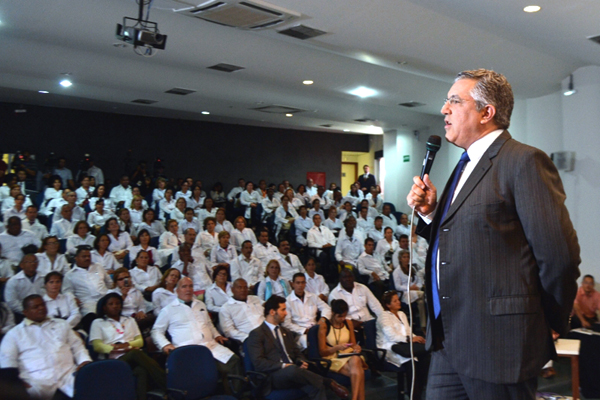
[274,196,298,241]
[109,268,155,332]
[128,229,158,266]
[136,209,165,239]
[295,184,310,207]
[257,260,291,301]
[197,197,217,223]
[376,291,428,400]
[91,234,120,274]
[151,268,181,316]
[179,207,200,234]
[36,236,70,276]
[158,189,176,221]
[210,231,237,271]
[131,187,149,210]
[171,197,187,223]
[43,271,81,329]
[304,257,329,303]
[283,188,302,211]
[1,185,32,214]
[205,265,233,313]
[175,181,192,202]
[230,216,257,252]
[117,208,137,242]
[89,293,166,399]
[66,221,96,257]
[128,195,146,226]
[308,199,326,221]
[198,217,218,257]
[323,206,343,237]
[239,181,262,226]
[75,175,94,207]
[41,176,63,216]
[392,250,425,330]
[129,250,162,300]
[346,183,364,207]
[89,184,114,213]
[105,217,133,263]
[157,219,183,266]
[214,207,234,233]
[318,299,367,400]
[375,227,399,266]
[87,199,114,234]
[3,193,27,222]
[188,185,206,214]
[151,177,167,209]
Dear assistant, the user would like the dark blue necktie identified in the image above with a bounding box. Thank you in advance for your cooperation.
[431,151,470,318]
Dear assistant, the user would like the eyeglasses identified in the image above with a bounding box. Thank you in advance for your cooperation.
[443,96,465,106]
[46,241,59,245]
[117,277,130,281]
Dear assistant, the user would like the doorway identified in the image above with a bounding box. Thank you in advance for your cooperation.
[341,162,357,194]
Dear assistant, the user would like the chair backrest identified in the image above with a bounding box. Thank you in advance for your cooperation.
[363,320,378,351]
[242,340,256,372]
[74,360,136,400]
[306,324,321,359]
[167,345,218,399]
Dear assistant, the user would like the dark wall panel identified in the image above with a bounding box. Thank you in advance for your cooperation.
[2,103,369,190]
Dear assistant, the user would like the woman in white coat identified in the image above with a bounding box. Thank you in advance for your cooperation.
[274,196,298,240]
[230,216,257,252]
[157,219,183,266]
[65,221,95,257]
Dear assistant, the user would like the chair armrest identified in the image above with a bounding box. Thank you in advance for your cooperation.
[308,357,332,375]
[227,374,248,399]
[245,370,268,390]
[146,389,167,399]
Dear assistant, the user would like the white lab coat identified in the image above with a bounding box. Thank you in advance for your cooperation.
[230,255,263,287]
[36,252,70,276]
[62,263,111,315]
[205,282,233,313]
[4,270,46,313]
[328,282,383,322]
[43,293,82,329]
[376,310,414,367]
[218,296,265,341]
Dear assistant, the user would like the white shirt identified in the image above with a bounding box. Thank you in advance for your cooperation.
[75,187,93,205]
[89,316,141,352]
[210,244,237,265]
[274,205,298,230]
[151,298,234,364]
[49,218,76,240]
[152,288,177,316]
[62,263,112,315]
[107,288,147,316]
[230,228,257,251]
[284,291,331,335]
[5,270,46,313]
[43,293,81,329]
[36,252,70,276]
[88,197,115,213]
[175,190,192,201]
[159,198,176,220]
[262,197,281,218]
[227,187,244,201]
[152,188,166,207]
[357,216,374,234]
[323,217,343,234]
[308,208,325,221]
[188,196,207,211]
[275,252,304,281]
[252,241,280,267]
[397,224,411,237]
[257,276,291,301]
[329,282,383,322]
[197,230,218,253]
[0,230,41,265]
[0,258,15,280]
[368,196,384,214]
[310,194,332,210]
[53,204,84,223]
[392,267,423,303]
[376,310,414,367]
[357,252,389,283]
[136,221,165,238]
[368,228,385,243]
[197,208,217,224]
[66,234,95,256]
[91,250,120,272]
[380,214,398,231]
[230,254,263,287]
[3,207,26,222]
[109,185,133,205]
[294,216,313,246]
[130,265,162,292]
[179,218,201,234]
[0,318,91,399]
[128,208,144,225]
[305,186,318,197]
[304,272,329,297]
[218,296,265,341]
[240,190,262,219]
[205,282,233,313]
[22,219,49,242]
[215,220,234,234]
[171,259,213,292]
[375,238,399,260]
[87,165,104,185]
[334,234,364,266]
[158,231,182,251]
[108,232,133,252]
[307,225,336,250]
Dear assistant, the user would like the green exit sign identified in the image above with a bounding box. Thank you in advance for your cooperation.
[403,155,410,162]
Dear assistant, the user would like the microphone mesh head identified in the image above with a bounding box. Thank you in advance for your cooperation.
[426,135,442,152]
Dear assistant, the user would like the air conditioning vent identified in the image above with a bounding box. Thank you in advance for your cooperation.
[587,34,600,45]
[165,88,197,95]
[399,101,426,108]
[207,63,245,72]
[173,0,300,30]
[252,105,307,114]
[278,24,327,40]
[131,99,158,104]
[354,118,375,123]
[320,124,333,128]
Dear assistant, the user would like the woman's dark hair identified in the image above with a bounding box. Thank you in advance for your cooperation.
[212,264,230,281]
[384,226,394,234]
[103,217,122,235]
[159,268,181,289]
[263,295,286,317]
[296,184,306,192]
[93,233,110,251]
[137,229,151,242]
[204,216,216,230]
[40,235,60,252]
[92,184,109,199]
[44,271,63,284]
[142,208,156,222]
[331,299,349,316]
[73,220,90,235]
[382,291,402,312]
[212,182,223,191]
[48,175,63,188]
[96,292,123,318]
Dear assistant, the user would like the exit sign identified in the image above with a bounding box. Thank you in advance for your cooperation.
[403,155,410,162]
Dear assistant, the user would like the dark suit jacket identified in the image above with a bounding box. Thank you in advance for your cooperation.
[357,174,376,192]
[425,131,580,384]
[246,322,307,392]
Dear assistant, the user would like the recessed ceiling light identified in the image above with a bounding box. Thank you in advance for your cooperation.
[59,80,72,88]
[285,113,293,117]
[343,129,350,132]
[201,111,210,115]
[366,125,384,134]
[303,80,314,85]
[523,5,541,13]
[349,86,377,98]
[38,90,49,94]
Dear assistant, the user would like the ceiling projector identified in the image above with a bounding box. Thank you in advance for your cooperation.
[116,17,167,50]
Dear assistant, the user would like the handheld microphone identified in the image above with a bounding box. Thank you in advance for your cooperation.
[420,135,442,179]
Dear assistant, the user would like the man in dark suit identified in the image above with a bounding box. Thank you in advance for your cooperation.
[246,295,349,400]
[407,69,580,399]
[357,165,376,195]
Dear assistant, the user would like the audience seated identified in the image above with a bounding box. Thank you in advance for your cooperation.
[379,204,398,231]
[246,295,349,400]
[37,236,70,276]
[377,291,429,400]
[75,175,94,206]
[356,238,389,300]
[66,221,96,257]
[307,214,337,281]
[210,230,238,270]
[284,272,331,349]
[196,216,218,257]
[0,294,92,400]
[294,205,313,247]
[240,181,262,225]
[128,228,158,266]
[171,198,187,222]
[258,259,292,301]
[50,205,76,240]
[309,199,326,221]
[366,187,383,214]
[89,184,114,213]
[367,216,385,243]
[172,243,212,296]
[335,217,364,272]
[318,299,367,400]
[117,208,137,241]
[324,206,343,237]
[311,185,332,210]
[151,177,167,208]
[219,278,265,342]
[2,193,26,222]
[190,185,209,215]
[252,228,279,266]
[227,178,245,204]
[89,293,166,398]
[392,249,425,329]
[129,250,162,298]
[275,239,304,281]
[159,188,176,220]
[304,257,329,302]
[109,175,133,208]
[178,207,200,234]
[375,227,398,266]
[572,274,600,329]
[136,209,164,238]
[157,219,182,264]
[41,177,63,215]
[0,217,41,266]
[151,277,243,394]
[5,254,45,318]
[262,187,281,221]
[108,268,155,332]
[151,268,181,316]
[53,190,85,223]
[231,216,257,252]
[205,265,233,313]
[215,207,234,233]
[86,199,114,232]
[91,233,120,274]
[105,217,134,263]
[128,195,146,225]
[230,240,263,291]
[43,271,81,329]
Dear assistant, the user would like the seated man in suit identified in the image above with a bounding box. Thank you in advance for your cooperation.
[152,277,243,393]
[246,295,349,400]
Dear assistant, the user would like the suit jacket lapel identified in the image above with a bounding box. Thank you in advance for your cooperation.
[442,131,511,224]
[261,322,278,350]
